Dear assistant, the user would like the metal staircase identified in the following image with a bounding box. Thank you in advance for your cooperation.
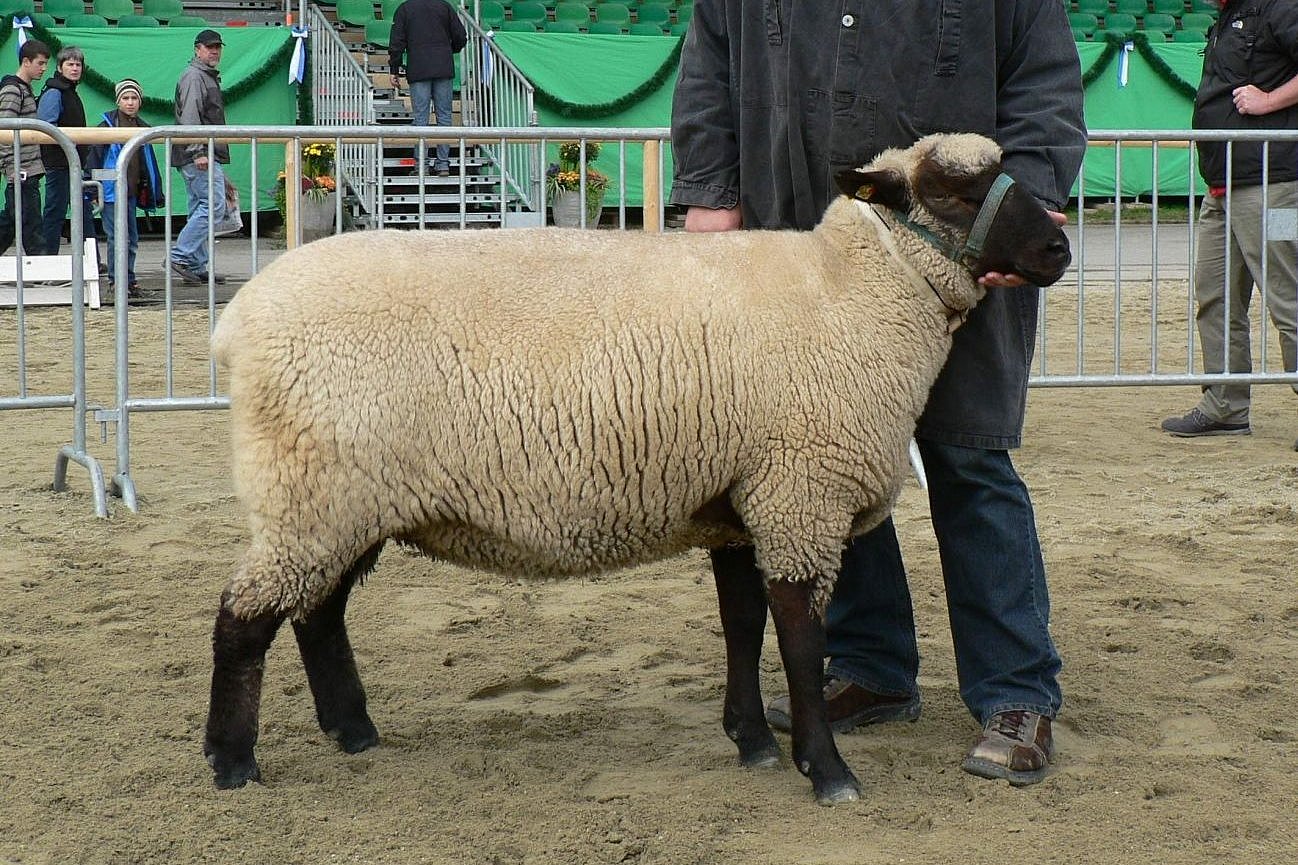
[309,1,539,229]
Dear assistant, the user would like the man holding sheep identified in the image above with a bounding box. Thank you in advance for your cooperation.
[671,2,1086,785]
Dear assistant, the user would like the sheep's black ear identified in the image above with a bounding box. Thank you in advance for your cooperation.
[834,167,911,211]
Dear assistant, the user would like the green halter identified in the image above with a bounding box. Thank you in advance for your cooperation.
[888,172,1017,270]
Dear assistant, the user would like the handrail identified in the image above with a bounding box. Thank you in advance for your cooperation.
[307,3,378,215]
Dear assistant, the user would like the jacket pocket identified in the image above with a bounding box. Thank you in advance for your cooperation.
[765,0,782,45]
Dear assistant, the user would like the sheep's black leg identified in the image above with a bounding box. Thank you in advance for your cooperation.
[765,577,861,804]
[292,542,385,754]
[710,544,781,768]
[205,597,285,790]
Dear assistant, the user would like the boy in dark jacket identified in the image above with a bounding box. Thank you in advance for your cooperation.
[0,39,49,257]
[88,79,163,294]
[37,44,100,262]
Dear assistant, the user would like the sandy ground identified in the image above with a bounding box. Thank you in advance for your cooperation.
[2,291,1296,865]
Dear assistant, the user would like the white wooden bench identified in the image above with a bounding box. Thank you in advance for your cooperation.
[0,239,102,309]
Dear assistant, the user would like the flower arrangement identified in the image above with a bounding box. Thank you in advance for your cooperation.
[546,140,609,221]
[276,141,338,222]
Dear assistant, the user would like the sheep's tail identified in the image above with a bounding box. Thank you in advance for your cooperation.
[211,291,246,369]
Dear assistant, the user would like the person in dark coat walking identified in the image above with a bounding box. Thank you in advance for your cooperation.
[389,0,467,175]
[37,45,99,261]
[671,1,1085,786]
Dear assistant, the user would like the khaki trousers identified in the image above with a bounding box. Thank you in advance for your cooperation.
[1194,181,1298,423]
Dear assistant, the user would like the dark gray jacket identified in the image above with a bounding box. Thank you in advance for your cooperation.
[1193,0,1298,188]
[389,0,468,82]
[172,57,229,167]
[671,0,1085,448]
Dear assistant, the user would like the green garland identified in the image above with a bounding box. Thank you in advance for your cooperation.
[14,22,297,113]
[531,35,683,120]
[1079,31,1198,99]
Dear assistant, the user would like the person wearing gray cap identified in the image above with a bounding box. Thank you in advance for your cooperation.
[168,28,228,285]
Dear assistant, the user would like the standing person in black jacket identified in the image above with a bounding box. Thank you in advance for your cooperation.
[1161,0,1298,445]
[37,45,101,263]
[389,0,467,176]
[672,1,1085,786]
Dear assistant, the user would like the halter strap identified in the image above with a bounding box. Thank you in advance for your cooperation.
[886,172,1016,269]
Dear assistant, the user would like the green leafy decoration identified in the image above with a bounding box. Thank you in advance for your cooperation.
[1079,31,1198,98]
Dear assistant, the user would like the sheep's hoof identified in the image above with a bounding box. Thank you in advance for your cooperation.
[738,742,782,769]
[327,718,379,754]
[813,775,862,806]
[209,754,262,790]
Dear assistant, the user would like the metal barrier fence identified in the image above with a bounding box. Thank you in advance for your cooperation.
[0,120,108,517]
[8,125,1297,517]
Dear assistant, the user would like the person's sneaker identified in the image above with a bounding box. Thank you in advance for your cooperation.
[197,271,227,285]
[961,710,1054,786]
[168,259,204,285]
[1160,407,1250,437]
[765,677,921,734]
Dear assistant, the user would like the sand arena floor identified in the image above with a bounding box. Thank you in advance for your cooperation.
[2,298,1296,865]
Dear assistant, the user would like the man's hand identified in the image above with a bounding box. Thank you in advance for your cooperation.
[684,205,742,232]
[978,209,1067,288]
[391,73,403,90]
[1232,84,1271,116]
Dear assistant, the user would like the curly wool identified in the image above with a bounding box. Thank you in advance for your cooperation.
[213,141,993,621]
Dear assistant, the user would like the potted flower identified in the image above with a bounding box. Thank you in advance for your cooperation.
[276,142,339,241]
[547,140,609,228]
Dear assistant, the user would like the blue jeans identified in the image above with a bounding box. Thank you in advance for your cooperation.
[102,195,139,286]
[40,166,98,256]
[0,175,43,256]
[171,161,227,274]
[825,440,1062,724]
[409,77,455,171]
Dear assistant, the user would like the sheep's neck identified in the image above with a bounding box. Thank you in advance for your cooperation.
[856,201,969,335]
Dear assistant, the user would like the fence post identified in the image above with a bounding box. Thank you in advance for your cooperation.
[642,139,661,233]
[285,141,301,248]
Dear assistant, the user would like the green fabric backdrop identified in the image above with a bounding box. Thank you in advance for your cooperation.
[494,32,680,207]
[495,32,1210,203]
[0,26,297,214]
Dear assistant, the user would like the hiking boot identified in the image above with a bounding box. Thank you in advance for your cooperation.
[1160,407,1250,437]
[168,259,204,285]
[961,710,1054,786]
[765,677,921,734]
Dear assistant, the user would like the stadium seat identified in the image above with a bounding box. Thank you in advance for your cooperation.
[31,11,55,25]
[1114,0,1148,15]
[477,0,505,28]
[1172,27,1207,42]
[65,11,108,25]
[380,0,404,18]
[587,20,624,33]
[1075,0,1109,15]
[669,19,687,35]
[42,0,86,21]
[169,14,208,25]
[92,0,136,21]
[1151,0,1185,13]
[364,17,392,46]
[510,0,546,26]
[543,19,581,31]
[1068,12,1098,36]
[636,2,670,27]
[675,4,691,23]
[501,19,539,30]
[629,21,665,34]
[1142,12,1176,35]
[141,0,182,20]
[335,0,376,26]
[595,2,629,27]
[1188,0,1218,13]
[115,13,159,25]
[1180,12,1214,32]
[554,1,590,25]
[1101,12,1137,37]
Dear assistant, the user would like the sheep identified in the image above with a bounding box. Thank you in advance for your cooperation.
[204,133,1071,804]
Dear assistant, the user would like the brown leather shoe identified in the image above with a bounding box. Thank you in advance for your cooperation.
[765,677,921,734]
[961,710,1055,786]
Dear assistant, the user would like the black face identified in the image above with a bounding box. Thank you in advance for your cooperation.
[914,162,1071,287]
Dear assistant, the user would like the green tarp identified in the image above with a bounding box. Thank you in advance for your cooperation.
[0,26,297,214]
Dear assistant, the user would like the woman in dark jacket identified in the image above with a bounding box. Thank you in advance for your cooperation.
[87,79,164,294]
[37,45,99,261]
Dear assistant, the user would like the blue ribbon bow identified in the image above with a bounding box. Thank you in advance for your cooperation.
[289,25,309,85]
